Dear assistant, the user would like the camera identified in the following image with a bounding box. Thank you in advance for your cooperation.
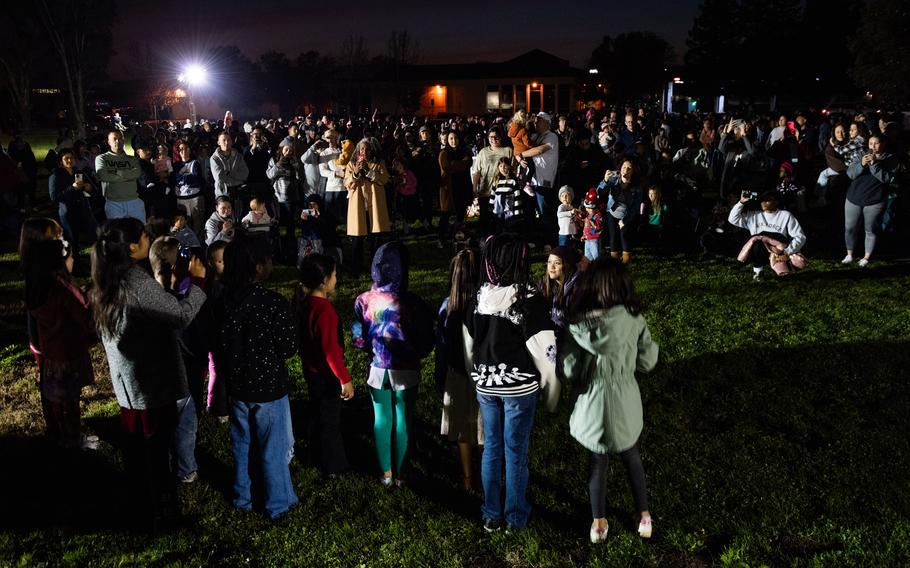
[177,243,193,260]
[741,190,758,201]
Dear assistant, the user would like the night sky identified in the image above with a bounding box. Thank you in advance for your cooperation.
[112,0,702,74]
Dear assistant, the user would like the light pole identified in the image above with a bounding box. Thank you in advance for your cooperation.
[178,64,207,126]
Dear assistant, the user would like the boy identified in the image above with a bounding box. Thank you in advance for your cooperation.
[581,188,604,260]
[171,205,201,248]
[556,185,577,246]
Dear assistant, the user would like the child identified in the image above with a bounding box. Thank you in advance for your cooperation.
[776,162,805,211]
[154,144,173,183]
[490,157,533,235]
[556,185,577,246]
[299,193,343,267]
[507,110,532,156]
[149,236,211,484]
[435,248,483,491]
[560,257,658,543]
[219,235,298,520]
[352,241,434,487]
[23,237,98,450]
[171,205,201,248]
[20,218,64,368]
[205,241,228,420]
[391,157,419,235]
[581,188,604,261]
[640,185,669,246]
[294,254,354,477]
[241,197,273,234]
[463,234,559,532]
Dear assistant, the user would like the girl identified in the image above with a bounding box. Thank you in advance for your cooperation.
[435,248,483,491]
[91,218,207,531]
[205,241,228,419]
[20,218,63,368]
[537,245,582,331]
[490,157,533,236]
[560,257,659,543]
[295,254,354,477]
[23,236,97,450]
[154,144,173,184]
[352,241,434,487]
[463,234,559,532]
[640,185,669,245]
[391,157,419,235]
[219,236,299,519]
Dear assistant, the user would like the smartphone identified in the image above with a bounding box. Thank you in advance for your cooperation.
[75,173,83,182]
[301,208,316,216]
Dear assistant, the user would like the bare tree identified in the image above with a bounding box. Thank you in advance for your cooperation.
[0,5,48,131]
[387,30,420,113]
[37,0,116,139]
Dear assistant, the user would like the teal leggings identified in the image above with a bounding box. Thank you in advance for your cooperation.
[369,382,417,476]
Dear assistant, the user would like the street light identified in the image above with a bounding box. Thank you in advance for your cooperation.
[178,64,208,126]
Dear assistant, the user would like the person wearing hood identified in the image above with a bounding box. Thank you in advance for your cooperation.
[205,196,236,246]
[560,257,658,543]
[462,234,559,533]
[351,241,434,487]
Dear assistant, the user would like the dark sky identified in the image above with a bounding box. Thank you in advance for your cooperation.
[112,0,702,75]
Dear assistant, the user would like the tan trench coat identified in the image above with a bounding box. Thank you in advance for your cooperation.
[343,160,391,236]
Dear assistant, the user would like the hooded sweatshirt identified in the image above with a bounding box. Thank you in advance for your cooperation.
[727,202,806,254]
[463,283,560,412]
[560,306,658,453]
[352,241,434,390]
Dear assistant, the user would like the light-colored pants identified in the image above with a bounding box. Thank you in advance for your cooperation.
[844,200,885,256]
[104,198,146,223]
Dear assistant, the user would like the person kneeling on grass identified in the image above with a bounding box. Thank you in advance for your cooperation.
[729,191,806,282]
[219,235,299,520]
[560,257,658,543]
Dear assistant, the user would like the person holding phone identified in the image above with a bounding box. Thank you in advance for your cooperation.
[842,135,898,267]
[49,148,97,263]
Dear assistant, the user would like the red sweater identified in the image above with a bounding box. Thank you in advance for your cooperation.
[297,295,352,385]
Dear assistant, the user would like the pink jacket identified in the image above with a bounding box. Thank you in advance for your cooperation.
[737,235,807,275]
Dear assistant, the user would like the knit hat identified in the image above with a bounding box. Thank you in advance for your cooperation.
[779,161,794,177]
[558,185,574,202]
[583,188,598,209]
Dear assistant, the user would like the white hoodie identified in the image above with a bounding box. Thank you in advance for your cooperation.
[728,202,806,254]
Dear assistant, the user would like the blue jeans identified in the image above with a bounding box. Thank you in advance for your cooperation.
[558,234,571,247]
[104,198,146,222]
[477,392,538,528]
[173,396,197,478]
[230,395,298,519]
[584,238,600,260]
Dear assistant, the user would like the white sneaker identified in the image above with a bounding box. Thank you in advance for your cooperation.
[589,524,608,543]
[841,255,854,264]
[180,470,198,483]
[638,516,653,539]
[857,258,869,267]
[80,434,100,451]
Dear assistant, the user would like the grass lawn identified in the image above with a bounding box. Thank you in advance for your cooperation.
[0,136,909,566]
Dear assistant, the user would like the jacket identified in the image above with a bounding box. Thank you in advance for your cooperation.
[343,159,391,236]
[560,306,658,453]
[352,241,434,375]
[102,265,206,410]
[267,157,300,204]
[205,211,234,246]
[439,147,471,213]
[846,152,897,207]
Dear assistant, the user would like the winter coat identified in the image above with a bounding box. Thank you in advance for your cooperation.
[560,306,658,453]
[343,159,391,236]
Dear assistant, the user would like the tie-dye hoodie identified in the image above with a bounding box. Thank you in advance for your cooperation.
[352,241,434,373]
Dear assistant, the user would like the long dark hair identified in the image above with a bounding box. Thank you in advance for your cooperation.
[447,247,479,316]
[569,256,643,319]
[91,218,146,337]
[24,239,71,310]
[297,253,336,294]
[19,217,61,267]
[221,234,272,292]
[481,234,530,300]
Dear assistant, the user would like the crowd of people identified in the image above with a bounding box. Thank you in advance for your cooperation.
[9,101,909,540]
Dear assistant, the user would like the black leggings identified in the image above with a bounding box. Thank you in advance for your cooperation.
[588,445,649,518]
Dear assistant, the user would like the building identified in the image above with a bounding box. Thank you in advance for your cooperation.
[363,49,582,117]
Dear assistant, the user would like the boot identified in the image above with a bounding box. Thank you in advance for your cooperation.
[622,251,631,264]
[610,251,620,259]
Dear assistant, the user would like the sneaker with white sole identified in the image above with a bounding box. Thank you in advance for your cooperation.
[180,471,198,483]
[857,258,869,267]
[638,516,653,539]
[483,518,504,533]
[80,434,100,451]
[841,255,854,264]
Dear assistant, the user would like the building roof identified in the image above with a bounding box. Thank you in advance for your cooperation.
[397,49,581,82]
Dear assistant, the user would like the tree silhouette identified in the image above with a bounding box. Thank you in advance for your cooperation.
[850,0,910,106]
[589,32,674,103]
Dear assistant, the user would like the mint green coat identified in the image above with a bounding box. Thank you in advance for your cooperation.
[560,306,658,453]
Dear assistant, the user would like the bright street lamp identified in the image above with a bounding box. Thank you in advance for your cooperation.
[178,64,208,126]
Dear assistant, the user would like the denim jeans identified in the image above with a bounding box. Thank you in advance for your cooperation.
[558,234,571,247]
[477,392,538,528]
[104,198,146,223]
[173,396,197,478]
[584,238,600,260]
[230,395,298,519]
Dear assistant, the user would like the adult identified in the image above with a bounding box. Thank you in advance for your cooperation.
[95,130,143,222]
[7,134,38,209]
[48,149,98,260]
[267,137,302,258]
[472,127,513,235]
[173,141,206,234]
[842,135,898,267]
[412,126,441,229]
[729,191,806,281]
[219,236,298,520]
[243,127,272,213]
[438,130,473,243]
[562,128,607,198]
[463,234,559,532]
[813,124,850,208]
[91,218,207,531]
[211,130,249,220]
[598,159,644,263]
[518,112,560,246]
[718,118,758,199]
[301,130,337,199]
[616,113,637,157]
[343,138,391,275]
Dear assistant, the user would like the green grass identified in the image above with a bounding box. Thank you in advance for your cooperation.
[1,237,908,567]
